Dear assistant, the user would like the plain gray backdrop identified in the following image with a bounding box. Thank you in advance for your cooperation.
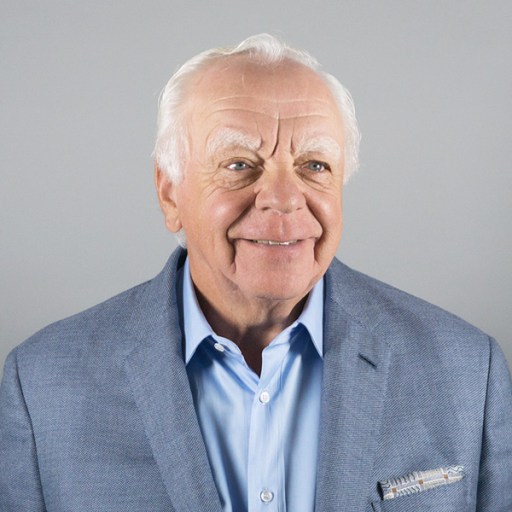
[2,0,511,376]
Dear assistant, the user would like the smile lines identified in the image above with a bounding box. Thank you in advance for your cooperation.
[251,239,298,246]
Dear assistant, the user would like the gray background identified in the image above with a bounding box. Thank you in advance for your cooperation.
[2,0,511,375]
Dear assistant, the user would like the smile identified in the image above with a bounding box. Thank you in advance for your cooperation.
[251,240,299,246]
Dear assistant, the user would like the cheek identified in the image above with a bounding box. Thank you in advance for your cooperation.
[208,190,254,232]
[209,199,239,225]
[184,191,250,244]
[312,192,343,237]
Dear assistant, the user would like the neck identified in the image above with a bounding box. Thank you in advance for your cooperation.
[194,286,308,375]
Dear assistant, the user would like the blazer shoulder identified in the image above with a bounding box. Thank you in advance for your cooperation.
[326,258,493,355]
[13,249,186,365]
[14,278,155,363]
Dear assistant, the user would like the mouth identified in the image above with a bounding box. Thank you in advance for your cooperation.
[251,239,299,246]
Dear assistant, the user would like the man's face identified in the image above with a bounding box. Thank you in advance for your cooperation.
[158,57,344,307]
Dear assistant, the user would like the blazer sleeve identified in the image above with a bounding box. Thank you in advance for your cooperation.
[0,349,47,511]
[476,337,512,510]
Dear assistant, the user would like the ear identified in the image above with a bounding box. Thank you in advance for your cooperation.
[154,163,183,233]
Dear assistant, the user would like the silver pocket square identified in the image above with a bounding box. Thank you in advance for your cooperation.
[379,465,464,500]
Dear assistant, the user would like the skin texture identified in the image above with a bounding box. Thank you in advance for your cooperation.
[156,56,345,373]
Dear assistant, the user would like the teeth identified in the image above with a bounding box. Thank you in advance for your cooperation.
[253,240,298,246]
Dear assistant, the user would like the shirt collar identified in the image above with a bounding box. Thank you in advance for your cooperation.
[182,258,324,364]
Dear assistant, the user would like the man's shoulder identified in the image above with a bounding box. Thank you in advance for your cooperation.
[327,258,492,356]
[14,278,154,363]
[12,249,185,366]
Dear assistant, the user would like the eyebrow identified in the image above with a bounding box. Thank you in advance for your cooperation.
[206,128,261,156]
[294,136,342,160]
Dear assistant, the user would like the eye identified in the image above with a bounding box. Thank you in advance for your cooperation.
[227,161,251,171]
[305,160,329,172]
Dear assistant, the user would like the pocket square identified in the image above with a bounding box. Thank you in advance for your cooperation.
[379,465,464,500]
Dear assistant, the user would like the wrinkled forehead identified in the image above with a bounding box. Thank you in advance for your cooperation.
[206,127,342,162]
[185,55,342,120]
[182,55,344,149]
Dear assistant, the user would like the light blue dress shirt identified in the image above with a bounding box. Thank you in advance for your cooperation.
[182,259,324,512]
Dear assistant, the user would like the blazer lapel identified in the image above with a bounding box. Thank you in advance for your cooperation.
[124,250,222,512]
[123,253,391,511]
[315,261,392,512]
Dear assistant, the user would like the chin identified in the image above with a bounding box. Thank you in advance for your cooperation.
[243,274,317,303]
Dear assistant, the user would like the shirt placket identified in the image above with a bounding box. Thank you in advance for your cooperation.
[247,343,287,512]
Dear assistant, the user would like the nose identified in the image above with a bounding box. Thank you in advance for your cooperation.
[254,166,306,213]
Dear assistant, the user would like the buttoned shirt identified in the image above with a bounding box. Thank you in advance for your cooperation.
[181,258,324,512]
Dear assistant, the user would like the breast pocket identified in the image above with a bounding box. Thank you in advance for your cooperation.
[371,481,468,511]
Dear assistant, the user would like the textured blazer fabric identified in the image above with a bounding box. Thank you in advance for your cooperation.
[1,248,511,511]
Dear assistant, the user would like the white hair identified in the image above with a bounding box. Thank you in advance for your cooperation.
[154,33,361,186]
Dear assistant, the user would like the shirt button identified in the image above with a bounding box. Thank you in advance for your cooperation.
[259,391,270,404]
[260,489,274,503]
[213,342,225,352]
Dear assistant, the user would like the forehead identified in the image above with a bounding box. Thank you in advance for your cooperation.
[184,56,344,147]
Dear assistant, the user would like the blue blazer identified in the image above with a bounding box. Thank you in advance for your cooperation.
[1,249,511,511]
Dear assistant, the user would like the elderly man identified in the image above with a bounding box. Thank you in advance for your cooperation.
[1,34,511,512]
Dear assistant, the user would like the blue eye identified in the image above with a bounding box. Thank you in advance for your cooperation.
[306,161,328,172]
[227,161,250,171]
